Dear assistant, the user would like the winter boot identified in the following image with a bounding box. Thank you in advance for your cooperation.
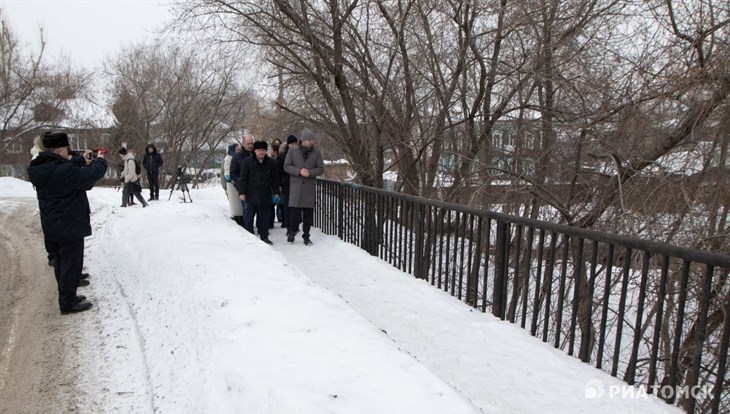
[60,301,93,315]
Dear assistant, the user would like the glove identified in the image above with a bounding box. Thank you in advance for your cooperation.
[272,195,281,204]
[225,174,231,182]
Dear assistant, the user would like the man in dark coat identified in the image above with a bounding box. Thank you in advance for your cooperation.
[231,134,254,220]
[284,128,325,246]
[27,131,108,314]
[142,143,164,200]
[239,140,280,244]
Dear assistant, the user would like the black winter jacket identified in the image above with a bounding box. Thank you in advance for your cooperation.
[142,144,164,173]
[239,155,280,206]
[230,150,252,191]
[27,152,108,242]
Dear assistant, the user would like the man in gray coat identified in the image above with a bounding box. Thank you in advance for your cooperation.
[284,128,325,245]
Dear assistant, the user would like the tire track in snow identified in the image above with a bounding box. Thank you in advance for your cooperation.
[86,205,157,413]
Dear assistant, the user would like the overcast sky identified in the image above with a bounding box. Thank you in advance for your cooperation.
[1,0,173,71]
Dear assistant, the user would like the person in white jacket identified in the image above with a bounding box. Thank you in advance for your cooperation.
[30,135,43,160]
[118,147,148,208]
[221,143,244,226]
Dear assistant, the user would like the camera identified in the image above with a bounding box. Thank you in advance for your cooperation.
[70,148,108,159]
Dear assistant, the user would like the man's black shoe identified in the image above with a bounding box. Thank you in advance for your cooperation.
[287,233,295,244]
[60,302,93,315]
[78,279,90,287]
[76,295,87,303]
[261,237,273,245]
[80,273,90,279]
[303,236,313,246]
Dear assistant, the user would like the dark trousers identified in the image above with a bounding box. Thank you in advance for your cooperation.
[122,181,147,206]
[269,203,284,228]
[244,204,272,238]
[280,193,290,228]
[289,207,313,236]
[48,238,84,311]
[147,171,160,199]
[240,200,250,225]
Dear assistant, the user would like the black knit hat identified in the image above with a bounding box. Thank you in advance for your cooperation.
[253,140,268,150]
[286,134,298,145]
[118,147,128,155]
[42,131,70,148]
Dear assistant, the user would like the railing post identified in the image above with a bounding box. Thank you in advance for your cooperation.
[682,265,715,413]
[414,202,426,279]
[668,261,691,403]
[337,183,344,240]
[493,220,509,319]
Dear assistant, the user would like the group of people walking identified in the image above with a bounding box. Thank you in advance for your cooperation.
[222,128,325,246]
[27,127,322,315]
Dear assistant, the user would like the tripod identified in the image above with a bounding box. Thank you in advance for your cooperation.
[167,166,193,203]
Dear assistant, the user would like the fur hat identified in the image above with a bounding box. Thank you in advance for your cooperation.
[286,134,298,145]
[118,147,128,156]
[253,140,268,150]
[42,131,70,148]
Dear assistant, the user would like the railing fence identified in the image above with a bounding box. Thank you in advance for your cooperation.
[315,179,730,414]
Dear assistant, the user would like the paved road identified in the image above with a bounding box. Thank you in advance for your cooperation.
[0,199,80,414]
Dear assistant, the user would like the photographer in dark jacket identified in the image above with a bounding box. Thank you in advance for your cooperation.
[239,140,280,244]
[142,143,163,200]
[27,131,108,314]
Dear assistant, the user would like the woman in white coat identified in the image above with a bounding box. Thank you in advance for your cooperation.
[222,143,244,226]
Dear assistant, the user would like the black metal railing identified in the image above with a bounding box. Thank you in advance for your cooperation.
[314,178,730,414]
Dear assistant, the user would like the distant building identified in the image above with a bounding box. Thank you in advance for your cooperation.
[0,98,116,179]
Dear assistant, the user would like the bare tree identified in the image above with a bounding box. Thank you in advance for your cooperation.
[106,42,256,186]
[0,9,93,177]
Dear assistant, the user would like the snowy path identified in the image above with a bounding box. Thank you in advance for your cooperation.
[79,185,481,413]
[271,228,683,414]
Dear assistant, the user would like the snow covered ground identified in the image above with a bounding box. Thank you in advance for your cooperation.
[0,177,683,414]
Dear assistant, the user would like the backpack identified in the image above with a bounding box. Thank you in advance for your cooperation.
[134,159,141,175]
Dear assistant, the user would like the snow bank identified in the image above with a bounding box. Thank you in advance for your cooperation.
[80,185,478,413]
